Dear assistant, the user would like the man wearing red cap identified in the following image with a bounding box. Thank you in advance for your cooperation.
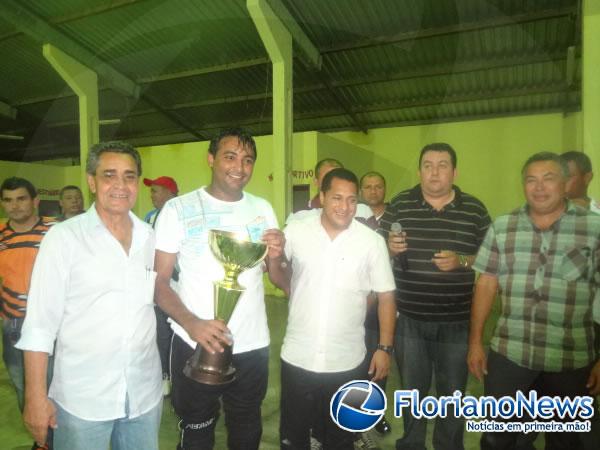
[143,176,179,227]
[143,175,179,397]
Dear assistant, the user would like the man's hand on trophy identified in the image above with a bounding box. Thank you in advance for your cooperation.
[262,228,286,260]
[189,318,232,354]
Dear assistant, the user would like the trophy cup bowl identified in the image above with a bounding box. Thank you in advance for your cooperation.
[183,229,268,385]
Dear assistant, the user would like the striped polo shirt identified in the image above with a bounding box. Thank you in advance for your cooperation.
[379,185,490,322]
[0,217,55,319]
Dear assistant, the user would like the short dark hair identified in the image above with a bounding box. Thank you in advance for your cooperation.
[1,177,37,199]
[359,171,386,188]
[59,185,82,199]
[521,152,569,179]
[315,158,343,178]
[86,141,142,176]
[419,143,457,168]
[208,128,257,160]
[321,168,359,194]
[560,151,592,174]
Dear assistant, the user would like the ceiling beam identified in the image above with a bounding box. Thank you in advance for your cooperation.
[0,1,208,141]
[292,83,578,120]
[106,52,572,116]
[313,106,581,133]
[315,72,368,133]
[137,57,270,83]
[17,49,563,111]
[321,6,576,54]
[265,0,321,70]
[0,0,145,43]
[0,100,17,120]
[0,0,140,98]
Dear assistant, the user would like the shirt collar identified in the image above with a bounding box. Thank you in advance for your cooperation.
[84,203,149,241]
[408,184,463,209]
[519,199,576,230]
[315,210,357,241]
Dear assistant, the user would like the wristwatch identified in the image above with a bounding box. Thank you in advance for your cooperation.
[376,344,394,354]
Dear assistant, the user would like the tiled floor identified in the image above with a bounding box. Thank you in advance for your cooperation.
[1,296,542,449]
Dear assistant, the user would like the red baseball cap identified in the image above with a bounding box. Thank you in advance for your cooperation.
[143,176,178,194]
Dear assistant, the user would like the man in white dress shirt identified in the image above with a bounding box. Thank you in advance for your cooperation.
[17,141,162,450]
[273,168,396,448]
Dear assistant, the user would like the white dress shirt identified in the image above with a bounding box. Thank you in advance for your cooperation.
[281,214,396,373]
[17,205,162,420]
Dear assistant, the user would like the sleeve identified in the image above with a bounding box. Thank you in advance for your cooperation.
[15,226,69,354]
[377,201,396,241]
[154,199,185,254]
[471,223,500,276]
[283,224,294,261]
[369,233,396,293]
[262,200,279,229]
[475,201,492,246]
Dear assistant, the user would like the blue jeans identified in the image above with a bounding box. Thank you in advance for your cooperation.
[53,397,162,450]
[2,317,54,412]
[394,314,469,450]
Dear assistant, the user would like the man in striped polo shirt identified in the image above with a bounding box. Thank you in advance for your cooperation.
[0,177,55,412]
[468,152,600,449]
[379,143,491,450]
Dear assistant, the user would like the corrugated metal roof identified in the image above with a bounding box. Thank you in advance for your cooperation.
[0,0,582,160]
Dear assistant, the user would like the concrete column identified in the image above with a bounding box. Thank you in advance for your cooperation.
[583,0,600,196]
[247,0,293,222]
[43,43,99,206]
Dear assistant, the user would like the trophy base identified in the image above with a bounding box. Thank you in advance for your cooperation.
[183,342,236,385]
[183,362,236,385]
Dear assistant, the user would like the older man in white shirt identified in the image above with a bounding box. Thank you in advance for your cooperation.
[16,141,162,450]
[272,168,396,449]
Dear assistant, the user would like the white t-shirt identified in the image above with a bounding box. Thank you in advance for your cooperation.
[281,214,396,373]
[155,187,278,353]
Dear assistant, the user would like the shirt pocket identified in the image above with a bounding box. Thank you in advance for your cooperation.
[129,267,157,305]
[561,247,591,282]
[333,257,366,293]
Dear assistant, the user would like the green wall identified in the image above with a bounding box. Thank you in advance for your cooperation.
[328,112,583,218]
[0,111,584,223]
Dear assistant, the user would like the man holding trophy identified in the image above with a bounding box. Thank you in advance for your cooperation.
[154,128,285,450]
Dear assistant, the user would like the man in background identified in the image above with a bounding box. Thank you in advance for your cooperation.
[360,171,393,438]
[0,177,55,421]
[360,171,387,223]
[560,151,599,212]
[143,176,178,227]
[57,185,84,221]
[560,151,600,352]
[288,158,373,225]
[143,175,179,396]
